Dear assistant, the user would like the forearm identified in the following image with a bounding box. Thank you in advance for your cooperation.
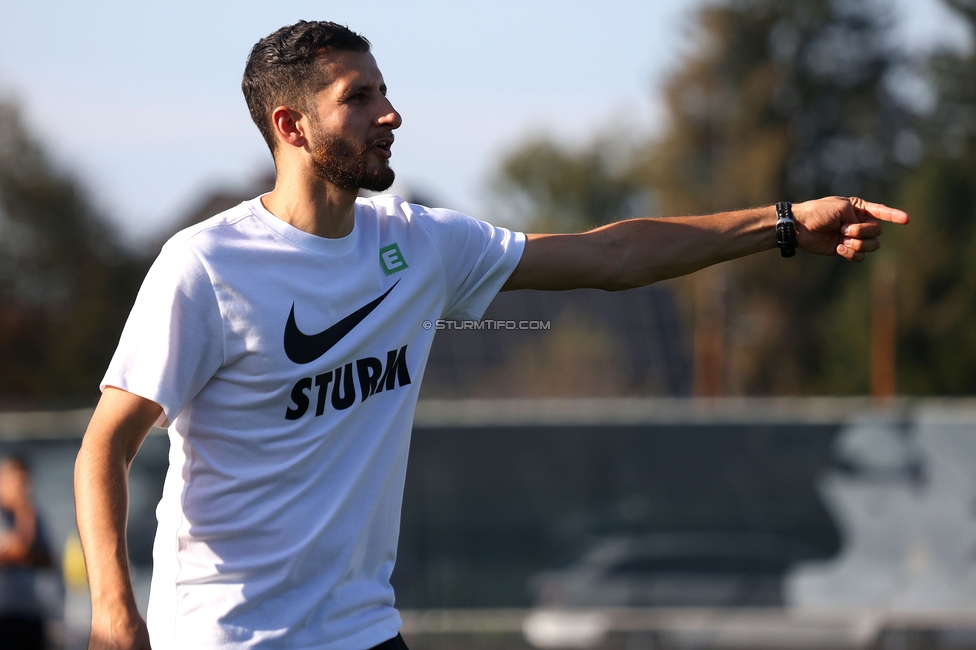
[75,429,139,617]
[595,206,776,289]
[506,205,776,291]
[74,388,160,648]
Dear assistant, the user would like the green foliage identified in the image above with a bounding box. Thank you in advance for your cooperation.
[894,147,976,394]
[874,1,976,395]
[0,100,144,406]
[469,1,976,397]
[490,136,644,233]
[491,0,914,394]
[647,0,907,211]
[813,263,872,393]
[646,0,915,395]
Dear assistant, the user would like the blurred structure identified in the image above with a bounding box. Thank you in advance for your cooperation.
[788,407,976,611]
[6,399,976,649]
[395,398,851,611]
[395,398,976,649]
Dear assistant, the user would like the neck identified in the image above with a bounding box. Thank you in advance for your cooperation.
[261,168,359,239]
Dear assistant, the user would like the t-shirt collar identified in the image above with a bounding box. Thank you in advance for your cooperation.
[249,194,359,256]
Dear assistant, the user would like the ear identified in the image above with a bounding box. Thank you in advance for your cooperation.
[271,105,308,149]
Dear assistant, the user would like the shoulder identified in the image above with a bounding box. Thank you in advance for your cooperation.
[164,200,257,253]
[154,197,293,274]
[356,194,486,234]
[145,200,264,287]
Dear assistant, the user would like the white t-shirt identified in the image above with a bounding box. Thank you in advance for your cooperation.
[102,195,524,649]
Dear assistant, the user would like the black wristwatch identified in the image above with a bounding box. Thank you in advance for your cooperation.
[775,201,797,258]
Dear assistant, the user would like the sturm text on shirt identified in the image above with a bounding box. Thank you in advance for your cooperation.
[284,345,411,420]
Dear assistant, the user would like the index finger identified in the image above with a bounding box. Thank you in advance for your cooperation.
[849,197,910,224]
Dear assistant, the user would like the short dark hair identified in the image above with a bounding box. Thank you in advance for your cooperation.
[242,21,371,154]
[1,455,30,474]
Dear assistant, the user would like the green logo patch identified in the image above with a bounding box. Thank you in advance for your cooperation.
[379,243,408,275]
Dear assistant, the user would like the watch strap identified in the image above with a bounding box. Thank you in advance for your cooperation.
[775,201,797,258]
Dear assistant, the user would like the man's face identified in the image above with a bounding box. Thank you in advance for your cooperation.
[303,50,401,192]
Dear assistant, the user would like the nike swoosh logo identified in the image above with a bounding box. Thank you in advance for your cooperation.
[284,280,400,364]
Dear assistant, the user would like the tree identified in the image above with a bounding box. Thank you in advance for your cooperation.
[890,0,976,394]
[489,135,645,234]
[490,0,913,395]
[0,100,145,407]
[645,0,917,394]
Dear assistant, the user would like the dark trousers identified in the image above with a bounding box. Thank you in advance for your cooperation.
[369,633,410,650]
[0,615,46,650]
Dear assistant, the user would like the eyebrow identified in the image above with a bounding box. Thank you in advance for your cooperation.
[343,82,387,97]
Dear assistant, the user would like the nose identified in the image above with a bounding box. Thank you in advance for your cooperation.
[378,97,402,130]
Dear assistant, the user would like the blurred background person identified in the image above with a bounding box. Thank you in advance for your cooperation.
[0,456,56,650]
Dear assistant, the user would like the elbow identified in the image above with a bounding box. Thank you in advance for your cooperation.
[592,231,631,291]
[591,226,664,291]
[596,258,664,292]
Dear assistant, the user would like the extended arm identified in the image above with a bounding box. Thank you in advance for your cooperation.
[503,197,909,291]
[75,387,162,650]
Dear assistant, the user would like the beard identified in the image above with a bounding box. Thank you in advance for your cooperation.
[308,128,395,192]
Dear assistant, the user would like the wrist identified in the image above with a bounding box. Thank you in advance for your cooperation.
[90,603,149,650]
[90,584,140,619]
[774,201,797,257]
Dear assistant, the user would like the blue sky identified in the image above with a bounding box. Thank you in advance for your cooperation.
[0,0,969,244]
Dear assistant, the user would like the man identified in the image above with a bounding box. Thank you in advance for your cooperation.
[74,20,908,650]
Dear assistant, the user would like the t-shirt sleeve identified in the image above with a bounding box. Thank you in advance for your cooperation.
[418,208,525,321]
[101,240,225,428]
